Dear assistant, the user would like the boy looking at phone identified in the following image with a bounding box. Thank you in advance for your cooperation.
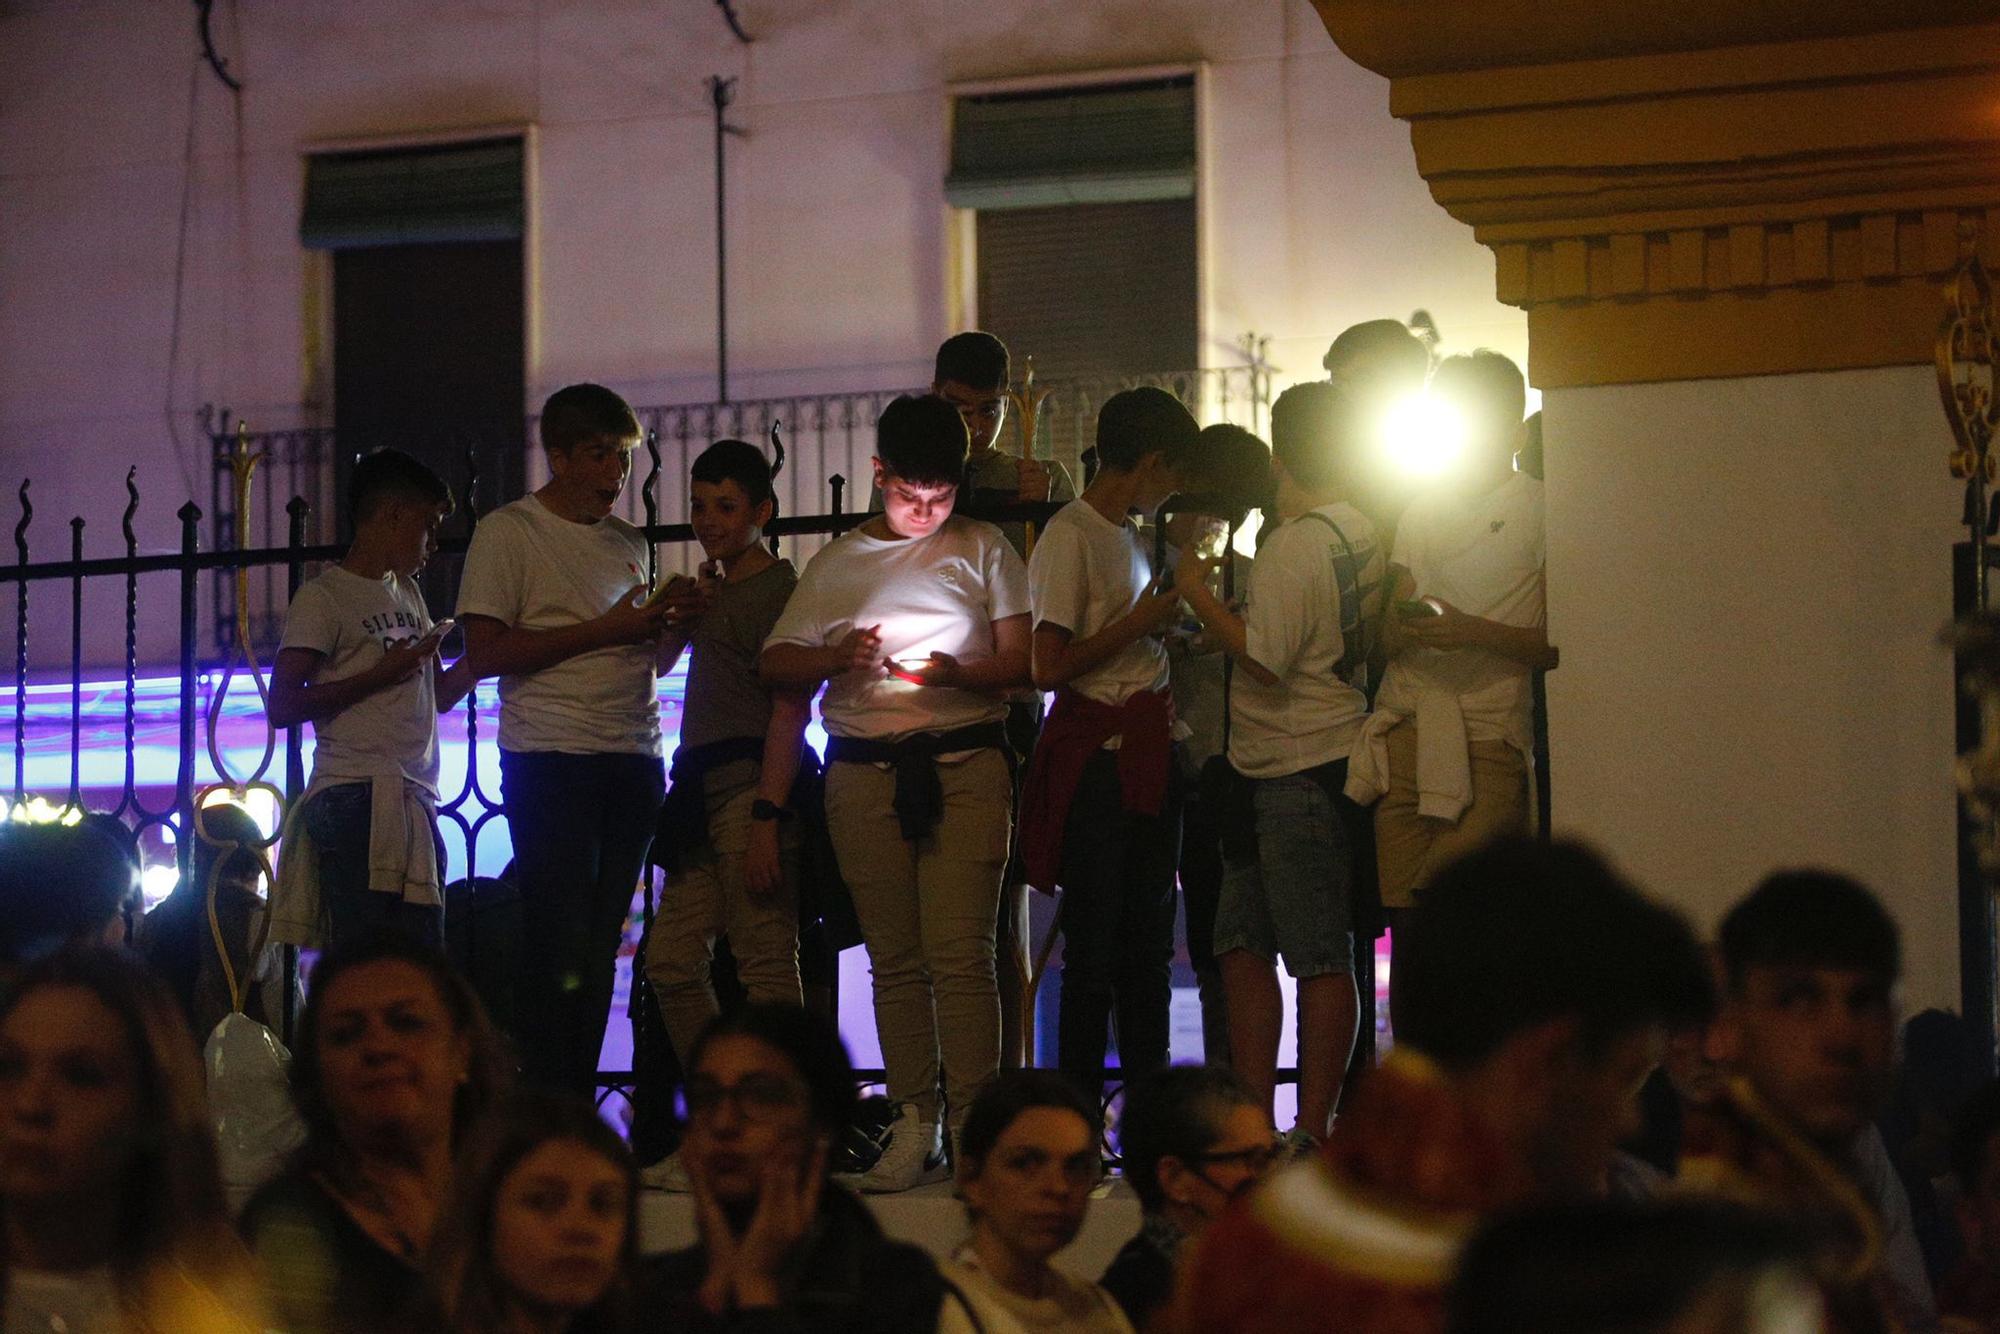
[1345,351,1556,1030]
[761,395,1031,1191]
[457,383,674,1093]
[1173,385,1382,1148]
[1019,387,1201,1099]
[269,448,471,948]
[644,439,813,1132]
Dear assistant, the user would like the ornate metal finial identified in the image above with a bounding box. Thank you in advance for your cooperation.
[1009,356,1053,461]
[1940,220,1999,490]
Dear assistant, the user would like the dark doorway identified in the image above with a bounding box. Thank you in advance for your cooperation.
[332,239,525,527]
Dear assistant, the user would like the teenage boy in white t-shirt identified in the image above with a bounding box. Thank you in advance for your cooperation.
[457,384,675,1093]
[1019,387,1200,1100]
[762,394,1031,1191]
[1345,351,1557,1031]
[270,448,471,948]
[1175,384,1384,1148]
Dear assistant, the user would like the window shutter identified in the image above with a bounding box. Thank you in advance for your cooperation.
[301,137,523,250]
[947,76,1195,211]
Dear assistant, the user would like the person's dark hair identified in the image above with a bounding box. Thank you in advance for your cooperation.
[190,800,267,891]
[0,948,261,1312]
[1118,1065,1261,1214]
[958,1069,1100,1172]
[1717,869,1901,991]
[540,383,641,455]
[691,437,787,522]
[875,394,970,489]
[347,448,453,529]
[1322,318,1432,385]
[934,332,1010,393]
[685,1002,857,1142]
[290,931,512,1171]
[0,821,133,964]
[1095,387,1200,474]
[1431,351,1527,443]
[76,811,144,920]
[1181,424,1272,523]
[1270,382,1365,493]
[1951,1078,2000,1194]
[1395,838,1712,1071]
[421,1091,637,1334]
[1447,1199,1813,1334]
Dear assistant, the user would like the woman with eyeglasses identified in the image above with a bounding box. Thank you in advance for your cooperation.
[640,1003,946,1332]
[939,1070,1135,1333]
[1098,1066,1276,1330]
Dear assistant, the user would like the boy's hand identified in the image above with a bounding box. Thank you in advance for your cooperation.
[833,623,883,674]
[1016,458,1053,503]
[906,651,961,688]
[745,820,783,898]
[1133,579,1184,636]
[1174,545,1221,599]
[656,574,710,630]
[597,584,673,646]
[1399,596,1482,652]
[371,632,439,686]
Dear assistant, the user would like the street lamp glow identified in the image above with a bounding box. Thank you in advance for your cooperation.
[1379,394,1467,481]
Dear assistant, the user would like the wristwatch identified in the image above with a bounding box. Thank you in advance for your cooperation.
[750,799,793,823]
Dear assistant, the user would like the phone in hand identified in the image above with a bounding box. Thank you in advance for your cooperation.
[886,656,932,685]
[1397,598,1443,619]
[422,618,456,644]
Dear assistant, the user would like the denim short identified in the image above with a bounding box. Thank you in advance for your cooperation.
[1212,770,1355,978]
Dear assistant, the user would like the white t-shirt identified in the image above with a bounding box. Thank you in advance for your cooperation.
[455,494,662,756]
[1376,472,1545,752]
[1230,503,1383,779]
[764,515,1029,741]
[278,567,439,793]
[1027,499,1170,707]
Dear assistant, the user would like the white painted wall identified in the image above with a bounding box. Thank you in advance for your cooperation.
[1543,367,1966,1013]
[0,0,1522,669]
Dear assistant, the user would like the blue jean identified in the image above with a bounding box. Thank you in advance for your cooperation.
[301,782,444,951]
[500,749,666,1095]
[1214,769,1356,979]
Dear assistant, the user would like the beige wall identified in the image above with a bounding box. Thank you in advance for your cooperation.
[0,0,1523,667]
[1544,366,1964,1012]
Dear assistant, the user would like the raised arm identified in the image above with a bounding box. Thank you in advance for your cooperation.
[759,625,882,689]
[459,594,669,683]
[268,633,443,730]
[1029,585,1181,692]
[1399,566,1557,671]
[1172,548,1278,687]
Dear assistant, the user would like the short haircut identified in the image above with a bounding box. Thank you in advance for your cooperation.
[348,448,451,528]
[1447,1199,1812,1334]
[1323,319,1431,383]
[1951,1078,2000,1193]
[1181,424,1272,521]
[1118,1065,1261,1213]
[1395,838,1713,1071]
[540,383,641,455]
[686,1003,858,1142]
[691,437,785,520]
[1270,382,1363,492]
[1717,870,1901,991]
[1095,386,1200,473]
[935,332,1010,393]
[1431,351,1527,439]
[875,394,969,488]
[959,1069,1099,1170]
[0,821,134,963]
[190,800,266,888]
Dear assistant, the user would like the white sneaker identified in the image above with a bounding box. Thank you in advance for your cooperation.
[850,1107,949,1193]
[639,1150,692,1193]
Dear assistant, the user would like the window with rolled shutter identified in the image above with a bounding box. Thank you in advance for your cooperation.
[955,77,1199,382]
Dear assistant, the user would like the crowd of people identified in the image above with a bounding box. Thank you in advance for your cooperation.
[0,320,1995,1331]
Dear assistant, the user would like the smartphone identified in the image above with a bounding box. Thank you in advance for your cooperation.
[640,574,695,609]
[427,617,456,638]
[1397,598,1443,618]
[886,656,932,684]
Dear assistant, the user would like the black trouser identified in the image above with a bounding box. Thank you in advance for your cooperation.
[1180,762,1230,1066]
[1056,748,1185,1100]
[500,749,666,1095]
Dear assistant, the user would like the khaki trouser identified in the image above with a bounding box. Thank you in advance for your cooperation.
[1373,720,1529,909]
[825,748,1012,1131]
[643,761,803,1061]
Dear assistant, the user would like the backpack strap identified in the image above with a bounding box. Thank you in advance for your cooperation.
[1295,510,1377,690]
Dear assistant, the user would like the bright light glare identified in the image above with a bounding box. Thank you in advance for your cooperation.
[1379,395,1467,481]
[198,787,279,840]
[2,795,81,826]
[140,864,181,912]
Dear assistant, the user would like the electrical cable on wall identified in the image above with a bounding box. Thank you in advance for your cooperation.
[714,0,753,44]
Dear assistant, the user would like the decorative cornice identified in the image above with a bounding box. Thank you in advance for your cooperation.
[1310,4,2000,387]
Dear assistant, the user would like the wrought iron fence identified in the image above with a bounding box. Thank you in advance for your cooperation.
[206,365,1273,656]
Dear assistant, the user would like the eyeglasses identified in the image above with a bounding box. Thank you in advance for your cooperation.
[683,1073,809,1122]
[1186,1143,1283,1175]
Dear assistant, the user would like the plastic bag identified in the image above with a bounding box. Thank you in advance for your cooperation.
[205,1011,305,1212]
